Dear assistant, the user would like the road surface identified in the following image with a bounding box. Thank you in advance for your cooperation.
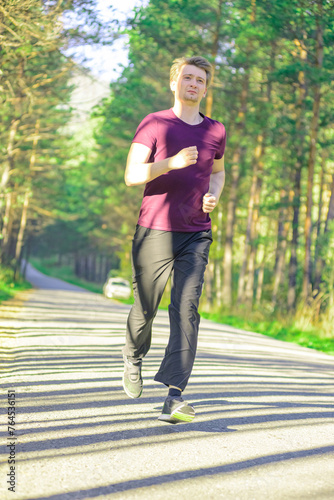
[0,264,334,499]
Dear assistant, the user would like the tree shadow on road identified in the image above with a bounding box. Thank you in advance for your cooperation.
[21,444,334,500]
[1,289,334,499]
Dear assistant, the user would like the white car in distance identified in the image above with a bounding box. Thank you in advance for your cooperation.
[103,277,131,300]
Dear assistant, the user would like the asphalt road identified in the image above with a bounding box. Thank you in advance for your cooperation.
[1,265,334,500]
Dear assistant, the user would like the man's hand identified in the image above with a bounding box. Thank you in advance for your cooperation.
[202,193,217,213]
[169,146,198,170]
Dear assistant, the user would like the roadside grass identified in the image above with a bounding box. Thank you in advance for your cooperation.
[29,257,104,294]
[0,265,32,303]
[200,309,334,356]
[28,258,334,357]
[122,291,334,356]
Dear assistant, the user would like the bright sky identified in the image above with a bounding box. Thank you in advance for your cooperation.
[68,0,146,82]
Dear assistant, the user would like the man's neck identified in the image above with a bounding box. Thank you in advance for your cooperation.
[172,102,203,125]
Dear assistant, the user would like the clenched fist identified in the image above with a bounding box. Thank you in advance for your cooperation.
[202,193,217,213]
[169,146,198,170]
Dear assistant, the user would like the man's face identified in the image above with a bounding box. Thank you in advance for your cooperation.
[171,64,207,104]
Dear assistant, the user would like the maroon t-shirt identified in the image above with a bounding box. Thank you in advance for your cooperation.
[133,108,226,232]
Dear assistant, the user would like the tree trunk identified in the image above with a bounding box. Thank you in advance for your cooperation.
[92,252,97,283]
[237,158,259,302]
[203,0,223,309]
[14,120,40,269]
[22,236,31,278]
[105,258,110,282]
[313,173,334,292]
[313,151,326,292]
[239,133,264,308]
[244,166,262,307]
[74,252,80,277]
[0,192,13,262]
[302,17,323,300]
[205,0,223,119]
[287,36,308,311]
[272,190,292,308]
[222,72,249,306]
[0,118,20,262]
[273,191,285,277]
[215,205,223,308]
[324,178,334,233]
[14,190,30,277]
[84,255,89,280]
[1,118,20,193]
[98,254,104,283]
[2,192,17,262]
[255,241,267,306]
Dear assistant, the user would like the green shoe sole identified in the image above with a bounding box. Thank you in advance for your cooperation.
[158,408,195,424]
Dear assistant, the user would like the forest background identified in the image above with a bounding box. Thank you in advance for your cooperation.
[1,0,334,353]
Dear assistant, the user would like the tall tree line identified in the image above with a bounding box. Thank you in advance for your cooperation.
[0,0,115,277]
[3,0,333,327]
[91,0,334,321]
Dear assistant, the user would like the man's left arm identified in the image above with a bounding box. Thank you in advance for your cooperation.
[202,156,225,213]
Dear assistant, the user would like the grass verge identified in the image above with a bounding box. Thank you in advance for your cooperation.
[201,310,334,356]
[0,265,32,304]
[29,258,104,294]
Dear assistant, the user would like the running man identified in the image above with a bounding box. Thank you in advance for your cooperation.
[122,56,226,424]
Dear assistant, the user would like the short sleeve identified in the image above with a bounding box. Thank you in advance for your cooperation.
[132,114,157,151]
[214,123,226,159]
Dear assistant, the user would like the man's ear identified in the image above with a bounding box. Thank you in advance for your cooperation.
[170,80,176,92]
[203,87,208,98]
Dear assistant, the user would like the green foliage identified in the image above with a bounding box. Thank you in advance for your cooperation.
[0,265,32,303]
[0,0,115,267]
[84,0,334,329]
[2,0,333,350]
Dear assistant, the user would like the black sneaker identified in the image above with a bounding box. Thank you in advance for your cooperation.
[158,396,195,424]
[122,355,143,398]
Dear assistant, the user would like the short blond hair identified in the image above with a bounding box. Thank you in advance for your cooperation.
[170,56,212,87]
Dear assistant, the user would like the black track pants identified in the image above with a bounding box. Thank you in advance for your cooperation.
[123,225,212,391]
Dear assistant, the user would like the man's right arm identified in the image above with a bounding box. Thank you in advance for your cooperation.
[124,143,198,186]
